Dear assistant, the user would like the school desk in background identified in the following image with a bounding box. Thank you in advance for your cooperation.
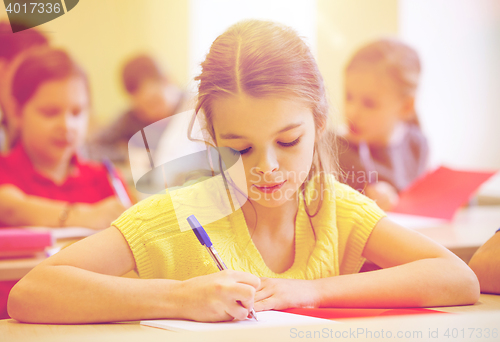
[390,166,497,220]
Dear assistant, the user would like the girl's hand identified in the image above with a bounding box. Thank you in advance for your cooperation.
[175,270,260,322]
[70,197,127,230]
[254,278,318,311]
[365,181,399,211]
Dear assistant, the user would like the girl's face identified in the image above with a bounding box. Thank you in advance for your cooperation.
[132,79,177,124]
[211,94,316,208]
[20,77,89,164]
[344,67,410,146]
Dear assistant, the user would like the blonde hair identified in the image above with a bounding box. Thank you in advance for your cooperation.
[190,20,337,219]
[346,38,421,124]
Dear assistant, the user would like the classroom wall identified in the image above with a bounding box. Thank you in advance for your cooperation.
[0,0,190,127]
[0,0,398,129]
[316,0,399,127]
[400,0,500,170]
[0,0,398,127]
[188,0,317,95]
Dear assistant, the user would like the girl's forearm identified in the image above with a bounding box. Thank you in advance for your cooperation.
[0,185,65,227]
[313,258,479,308]
[8,265,182,323]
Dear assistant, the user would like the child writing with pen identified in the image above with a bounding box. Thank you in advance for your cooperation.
[8,20,478,324]
[337,39,428,211]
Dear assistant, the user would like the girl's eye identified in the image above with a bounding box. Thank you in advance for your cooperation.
[39,107,60,117]
[231,138,300,155]
[238,147,252,155]
[362,98,376,109]
[279,137,300,147]
[72,107,83,117]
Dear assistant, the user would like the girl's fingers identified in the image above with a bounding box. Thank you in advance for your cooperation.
[238,298,255,314]
[254,296,275,312]
[254,286,273,302]
[225,301,251,321]
[254,278,275,310]
[215,281,256,316]
[211,312,235,322]
[233,271,261,289]
[225,283,256,305]
[254,277,274,301]
[256,277,269,291]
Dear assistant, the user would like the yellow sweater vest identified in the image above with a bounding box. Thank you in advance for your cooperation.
[112,175,385,280]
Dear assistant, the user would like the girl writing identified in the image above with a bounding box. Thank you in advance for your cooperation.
[8,21,478,324]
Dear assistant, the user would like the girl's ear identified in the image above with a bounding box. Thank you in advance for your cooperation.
[0,59,7,79]
[12,101,23,120]
[399,96,416,122]
[316,116,327,136]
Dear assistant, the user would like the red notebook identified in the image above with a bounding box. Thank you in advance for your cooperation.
[281,308,447,320]
[391,166,497,220]
[0,228,53,257]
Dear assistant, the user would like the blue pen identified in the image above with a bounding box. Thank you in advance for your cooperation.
[187,215,258,321]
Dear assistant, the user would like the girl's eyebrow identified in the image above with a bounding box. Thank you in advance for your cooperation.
[219,122,304,140]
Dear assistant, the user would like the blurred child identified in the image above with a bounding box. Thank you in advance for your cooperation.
[8,21,478,324]
[88,54,188,163]
[0,48,129,229]
[0,48,130,319]
[469,228,500,294]
[337,39,428,211]
[0,21,49,152]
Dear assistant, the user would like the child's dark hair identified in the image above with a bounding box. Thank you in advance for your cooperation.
[122,55,167,94]
[190,20,337,228]
[0,22,49,62]
[11,48,89,109]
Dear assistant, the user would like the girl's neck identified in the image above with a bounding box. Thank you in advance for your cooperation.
[241,193,299,237]
[388,121,409,146]
[347,121,409,148]
[26,148,74,185]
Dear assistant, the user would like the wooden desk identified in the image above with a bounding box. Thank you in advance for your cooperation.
[390,205,500,262]
[0,238,79,282]
[1,294,499,342]
[0,252,47,282]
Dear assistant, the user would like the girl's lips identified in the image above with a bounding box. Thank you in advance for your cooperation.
[349,124,361,135]
[253,181,286,193]
[52,140,71,148]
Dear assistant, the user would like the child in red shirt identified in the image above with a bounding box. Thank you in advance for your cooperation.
[0,48,130,318]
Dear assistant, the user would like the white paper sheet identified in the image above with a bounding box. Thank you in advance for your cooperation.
[141,310,336,332]
[386,213,447,229]
[26,227,97,239]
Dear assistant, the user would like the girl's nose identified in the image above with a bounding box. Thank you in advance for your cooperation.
[64,112,80,130]
[54,112,69,131]
[255,148,279,175]
[345,101,360,121]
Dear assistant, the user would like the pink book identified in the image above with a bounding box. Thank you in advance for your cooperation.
[391,166,497,220]
[0,228,53,257]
